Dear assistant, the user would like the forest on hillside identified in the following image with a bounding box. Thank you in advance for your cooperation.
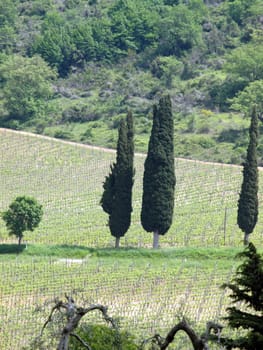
[0,0,263,164]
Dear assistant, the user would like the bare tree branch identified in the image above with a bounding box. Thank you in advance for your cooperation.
[40,301,64,337]
[57,302,118,350]
[158,318,206,350]
[141,319,224,350]
[202,321,223,343]
[36,295,119,350]
[70,332,92,350]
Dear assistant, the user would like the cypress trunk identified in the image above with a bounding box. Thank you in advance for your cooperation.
[244,232,250,246]
[115,236,120,249]
[153,230,159,249]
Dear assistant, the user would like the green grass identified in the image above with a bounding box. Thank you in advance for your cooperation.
[0,242,245,263]
[0,243,93,258]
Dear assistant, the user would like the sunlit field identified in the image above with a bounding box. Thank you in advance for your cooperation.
[1,128,263,248]
[0,129,262,349]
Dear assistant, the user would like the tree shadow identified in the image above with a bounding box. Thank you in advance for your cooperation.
[0,244,26,254]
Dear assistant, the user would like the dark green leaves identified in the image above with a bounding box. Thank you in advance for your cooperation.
[2,196,43,245]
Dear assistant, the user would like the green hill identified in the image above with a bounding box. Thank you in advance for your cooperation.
[1,0,263,164]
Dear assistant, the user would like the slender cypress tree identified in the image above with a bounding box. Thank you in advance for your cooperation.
[100,112,134,248]
[221,243,263,349]
[141,95,176,248]
[237,107,259,245]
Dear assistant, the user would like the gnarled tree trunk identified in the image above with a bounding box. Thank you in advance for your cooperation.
[39,296,117,350]
[148,319,223,350]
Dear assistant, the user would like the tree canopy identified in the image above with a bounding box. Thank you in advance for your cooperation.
[2,196,43,246]
[0,55,56,125]
[141,95,175,248]
[237,107,258,245]
[0,0,263,164]
[100,112,134,248]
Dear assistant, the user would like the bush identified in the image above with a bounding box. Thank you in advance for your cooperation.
[80,127,93,141]
[54,130,73,140]
[196,135,215,149]
[70,324,137,350]
[62,105,100,123]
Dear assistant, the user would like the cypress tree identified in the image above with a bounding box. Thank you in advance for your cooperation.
[237,107,259,245]
[100,112,134,248]
[221,243,263,349]
[141,95,176,248]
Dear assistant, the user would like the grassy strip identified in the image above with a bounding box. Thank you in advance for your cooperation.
[0,243,92,259]
[0,243,245,261]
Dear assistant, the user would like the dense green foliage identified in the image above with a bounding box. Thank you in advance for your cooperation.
[222,243,263,349]
[0,0,263,164]
[141,95,175,248]
[237,107,258,244]
[70,324,137,350]
[0,55,56,126]
[2,196,43,245]
[100,112,134,247]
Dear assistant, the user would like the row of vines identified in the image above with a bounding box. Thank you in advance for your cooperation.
[0,257,236,349]
[1,129,263,248]
[0,129,262,349]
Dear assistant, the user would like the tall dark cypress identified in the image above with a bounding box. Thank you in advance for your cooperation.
[141,95,176,248]
[125,110,135,225]
[237,106,259,245]
[100,112,134,248]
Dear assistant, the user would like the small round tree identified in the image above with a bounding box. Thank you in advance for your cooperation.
[2,196,43,246]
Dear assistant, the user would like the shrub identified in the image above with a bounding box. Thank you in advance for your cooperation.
[54,130,73,140]
[70,324,137,350]
[62,105,100,123]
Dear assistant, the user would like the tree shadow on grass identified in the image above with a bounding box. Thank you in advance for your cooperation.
[0,244,26,254]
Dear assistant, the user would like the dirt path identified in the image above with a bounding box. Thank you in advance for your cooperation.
[1,127,262,170]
